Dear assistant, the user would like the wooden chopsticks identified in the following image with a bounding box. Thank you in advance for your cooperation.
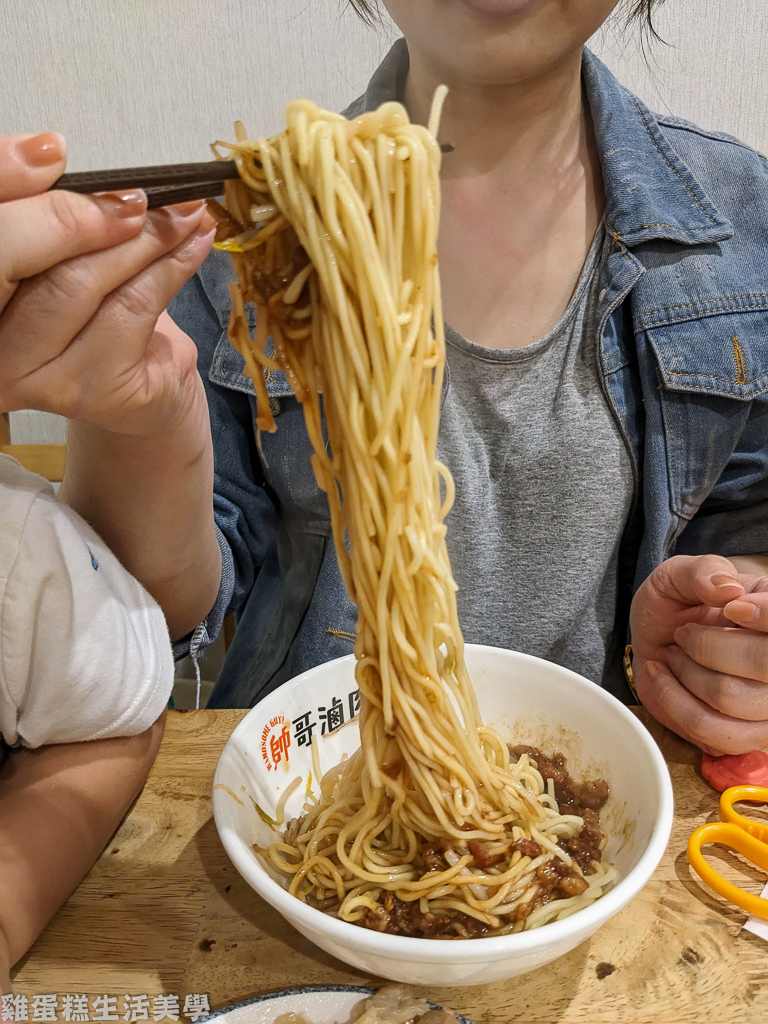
[51,159,240,209]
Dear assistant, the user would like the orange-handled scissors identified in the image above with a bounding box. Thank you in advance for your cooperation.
[688,785,768,918]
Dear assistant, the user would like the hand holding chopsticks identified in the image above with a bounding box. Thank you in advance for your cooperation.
[51,159,240,209]
[0,130,216,442]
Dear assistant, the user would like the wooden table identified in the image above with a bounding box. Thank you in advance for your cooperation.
[11,710,768,1023]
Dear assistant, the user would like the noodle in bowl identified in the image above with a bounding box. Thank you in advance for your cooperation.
[211,96,610,945]
[211,95,672,985]
[213,644,673,986]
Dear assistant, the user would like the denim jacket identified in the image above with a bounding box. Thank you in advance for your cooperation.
[168,43,768,708]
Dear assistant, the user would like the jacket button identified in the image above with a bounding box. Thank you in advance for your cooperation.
[269,397,281,417]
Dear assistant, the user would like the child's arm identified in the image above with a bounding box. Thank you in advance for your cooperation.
[0,458,177,992]
[0,713,166,992]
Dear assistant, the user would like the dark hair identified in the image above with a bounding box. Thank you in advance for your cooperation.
[624,0,664,38]
[346,0,380,26]
[348,0,664,36]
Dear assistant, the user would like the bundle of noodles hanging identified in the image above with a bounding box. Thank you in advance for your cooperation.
[209,94,615,936]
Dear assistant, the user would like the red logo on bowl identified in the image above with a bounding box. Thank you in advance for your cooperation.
[261,715,291,772]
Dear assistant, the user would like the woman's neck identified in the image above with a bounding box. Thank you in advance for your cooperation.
[404,44,587,186]
[401,41,606,350]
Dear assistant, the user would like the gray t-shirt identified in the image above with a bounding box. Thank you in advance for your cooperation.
[438,225,634,692]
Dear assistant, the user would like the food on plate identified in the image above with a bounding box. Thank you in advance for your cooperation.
[274,984,460,1022]
[212,93,614,937]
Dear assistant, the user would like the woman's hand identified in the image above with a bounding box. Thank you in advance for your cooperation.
[630,554,768,755]
[0,132,215,436]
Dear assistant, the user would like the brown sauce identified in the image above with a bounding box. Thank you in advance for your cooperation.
[357,745,610,938]
[363,892,491,939]
[507,745,610,921]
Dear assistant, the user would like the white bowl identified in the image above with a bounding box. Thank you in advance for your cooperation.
[213,645,674,987]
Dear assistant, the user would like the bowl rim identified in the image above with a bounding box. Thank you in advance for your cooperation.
[213,644,674,962]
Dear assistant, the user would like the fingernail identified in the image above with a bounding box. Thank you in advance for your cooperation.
[673,625,691,644]
[200,210,217,233]
[711,573,743,590]
[151,199,207,225]
[725,599,759,623]
[167,199,206,218]
[93,190,147,218]
[645,661,660,681]
[192,224,217,244]
[18,131,66,167]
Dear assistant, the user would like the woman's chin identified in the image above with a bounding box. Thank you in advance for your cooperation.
[459,0,540,18]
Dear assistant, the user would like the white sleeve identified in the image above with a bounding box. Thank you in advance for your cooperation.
[0,456,174,748]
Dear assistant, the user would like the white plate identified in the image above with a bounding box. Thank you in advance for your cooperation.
[197,986,473,1024]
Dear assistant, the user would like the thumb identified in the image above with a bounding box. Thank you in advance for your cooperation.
[660,554,745,609]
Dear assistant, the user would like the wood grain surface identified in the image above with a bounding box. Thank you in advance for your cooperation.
[12,709,768,1023]
[0,444,66,481]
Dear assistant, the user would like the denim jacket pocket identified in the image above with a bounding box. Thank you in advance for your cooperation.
[209,327,296,401]
[645,312,767,518]
[200,244,296,401]
[209,327,331,531]
[647,310,768,400]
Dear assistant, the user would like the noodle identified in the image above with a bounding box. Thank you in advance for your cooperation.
[211,94,615,936]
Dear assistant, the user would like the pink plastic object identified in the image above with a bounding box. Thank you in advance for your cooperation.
[701,751,768,792]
